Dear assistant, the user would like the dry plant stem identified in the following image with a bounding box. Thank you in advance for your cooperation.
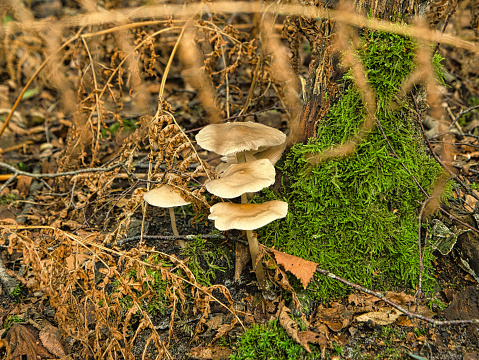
[235,152,269,291]
[8,3,479,54]
[437,104,479,139]
[416,197,432,304]
[117,233,226,246]
[411,95,479,203]
[0,161,125,194]
[141,23,187,244]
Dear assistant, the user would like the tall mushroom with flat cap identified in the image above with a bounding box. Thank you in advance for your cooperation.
[196,121,286,165]
[209,201,288,292]
[196,122,288,295]
[143,185,191,247]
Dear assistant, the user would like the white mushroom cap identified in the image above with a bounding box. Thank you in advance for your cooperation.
[208,200,288,230]
[143,185,191,207]
[206,159,275,198]
[196,122,286,156]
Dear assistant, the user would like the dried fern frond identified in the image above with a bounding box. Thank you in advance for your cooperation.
[148,112,214,209]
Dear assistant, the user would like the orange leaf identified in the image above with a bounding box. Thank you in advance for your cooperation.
[272,249,318,289]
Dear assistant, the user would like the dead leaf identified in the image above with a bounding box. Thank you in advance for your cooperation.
[64,251,91,271]
[272,249,317,289]
[189,345,231,359]
[0,339,11,359]
[313,303,352,332]
[396,315,414,326]
[15,175,33,197]
[234,242,249,281]
[355,308,401,326]
[298,330,328,357]
[6,324,52,360]
[278,304,305,351]
[39,324,66,358]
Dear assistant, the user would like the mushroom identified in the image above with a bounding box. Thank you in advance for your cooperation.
[196,122,286,164]
[206,159,275,199]
[143,185,191,247]
[252,143,287,165]
[209,201,288,291]
[196,121,285,204]
[217,143,287,175]
[196,122,288,294]
[209,201,288,231]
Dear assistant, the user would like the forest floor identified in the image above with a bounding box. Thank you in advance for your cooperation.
[0,1,479,359]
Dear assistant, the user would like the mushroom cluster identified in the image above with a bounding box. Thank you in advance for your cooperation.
[196,122,288,292]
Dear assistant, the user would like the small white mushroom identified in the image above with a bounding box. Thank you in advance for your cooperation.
[208,200,288,293]
[143,185,191,247]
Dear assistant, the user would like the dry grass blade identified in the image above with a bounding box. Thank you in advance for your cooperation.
[261,18,302,145]
[179,26,222,124]
[7,2,479,53]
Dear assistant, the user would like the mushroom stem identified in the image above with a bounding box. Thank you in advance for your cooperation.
[246,230,269,291]
[236,151,269,292]
[236,152,248,205]
[168,207,185,248]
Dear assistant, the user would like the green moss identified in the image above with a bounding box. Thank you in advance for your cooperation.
[181,236,232,287]
[259,31,445,299]
[230,320,319,360]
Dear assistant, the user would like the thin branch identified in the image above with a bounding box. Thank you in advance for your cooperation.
[0,162,128,195]
[0,161,125,179]
[116,233,226,246]
[261,245,479,325]
[314,266,479,326]
[446,104,479,134]
[412,95,479,202]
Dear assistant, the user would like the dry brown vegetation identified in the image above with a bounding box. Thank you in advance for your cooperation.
[0,0,479,359]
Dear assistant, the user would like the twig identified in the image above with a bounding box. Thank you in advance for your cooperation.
[314,266,479,325]
[116,233,226,246]
[0,161,125,179]
[0,161,125,194]
[262,245,479,325]
[411,95,479,202]
[447,104,479,134]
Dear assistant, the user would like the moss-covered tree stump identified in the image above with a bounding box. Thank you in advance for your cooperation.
[260,31,447,299]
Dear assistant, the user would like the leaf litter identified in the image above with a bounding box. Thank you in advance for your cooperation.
[0,1,479,359]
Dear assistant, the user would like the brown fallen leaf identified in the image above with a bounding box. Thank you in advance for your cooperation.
[298,330,328,357]
[15,175,33,197]
[0,339,11,359]
[313,303,352,332]
[278,303,304,350]
[6,324,52,360]
[355,308,402,326]
[272,249,317,289]
[234,242,250,281]
[39,324,66,358]
[189,345,232,360]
